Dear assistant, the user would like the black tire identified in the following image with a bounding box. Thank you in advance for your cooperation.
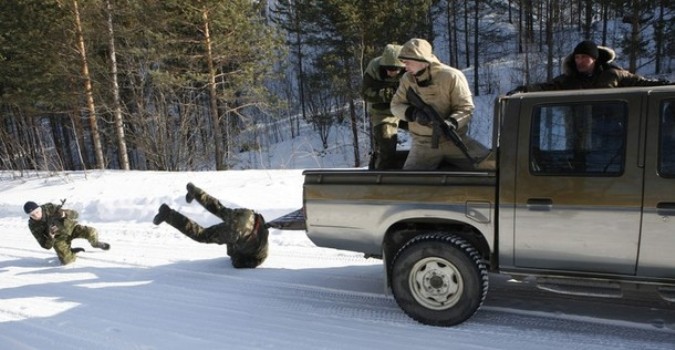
[390,232,489,326]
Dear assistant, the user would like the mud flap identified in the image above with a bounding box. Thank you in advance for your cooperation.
[266,208,306,230]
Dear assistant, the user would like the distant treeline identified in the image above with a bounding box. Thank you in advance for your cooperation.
[1,0,672,173]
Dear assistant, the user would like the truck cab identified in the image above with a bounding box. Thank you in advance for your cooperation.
[498,87,675,283]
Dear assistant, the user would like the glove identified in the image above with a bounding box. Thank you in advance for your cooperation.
[405,107,432,126]
[56,209,66,218]
[445,118,458,130]
[378,87,395,101]
[506,85,526,96]
[49,225,59,237]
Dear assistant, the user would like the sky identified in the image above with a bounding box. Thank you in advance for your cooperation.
[1,169,674,350]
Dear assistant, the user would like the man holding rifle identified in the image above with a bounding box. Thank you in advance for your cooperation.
[391,38,477,170]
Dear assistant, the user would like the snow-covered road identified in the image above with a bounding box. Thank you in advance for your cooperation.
[1,170,674,349]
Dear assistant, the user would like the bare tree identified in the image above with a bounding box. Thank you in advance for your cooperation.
[72,0,105,169]
[201,6,225,170]
[304,78,336,150]
[105,0,129,170]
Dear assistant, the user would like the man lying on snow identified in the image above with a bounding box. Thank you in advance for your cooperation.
[152,182,269,269]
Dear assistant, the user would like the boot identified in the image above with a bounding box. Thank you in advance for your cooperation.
[153,204,171,225]
[93,242,111,250]
[71,247,85,254]
[185,182,196,203]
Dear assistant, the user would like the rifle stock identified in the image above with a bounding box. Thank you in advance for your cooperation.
[405,88,475,163]
[47,198,67,233]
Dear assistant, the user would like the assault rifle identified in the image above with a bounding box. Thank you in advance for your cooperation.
[47,198,67,236]
[405,87,476,164]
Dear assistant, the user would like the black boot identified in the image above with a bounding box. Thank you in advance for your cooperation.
[153,204,171,225]
[71,247,85,254]
[93,242,111,250]
[185,182,196,203]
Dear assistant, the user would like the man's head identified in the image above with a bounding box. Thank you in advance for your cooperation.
[398,38,434,75]
[380,43,405,77]
[572,40,599,74]
[24,201,42,220]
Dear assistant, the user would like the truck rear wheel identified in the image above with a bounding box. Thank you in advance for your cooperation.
[390,233,488,326]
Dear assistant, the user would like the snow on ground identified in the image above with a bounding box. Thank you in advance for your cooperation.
[1,170,674,349]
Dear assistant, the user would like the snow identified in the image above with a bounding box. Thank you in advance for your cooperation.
[1,169,674,349]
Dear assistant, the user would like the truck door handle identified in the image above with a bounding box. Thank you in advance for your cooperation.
[656,202,675,216]
[526,198,552,211]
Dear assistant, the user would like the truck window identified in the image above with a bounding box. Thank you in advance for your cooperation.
[659,100,675,177]
[529,102,627,176]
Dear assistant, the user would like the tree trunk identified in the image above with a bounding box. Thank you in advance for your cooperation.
[463,1,470,68]
[583,0,592,38]
[202,8,225,170]
[628,0,640,73]
[546,0,555,81]
[343,56,360,167]
[105,0,129,170]
[473,0,479,96]
[295,11,307,122]
[654,0,665,74]
[601,1,608,45]
[73,0,105,169]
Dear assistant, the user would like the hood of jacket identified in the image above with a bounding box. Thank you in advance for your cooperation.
[398,38,440,64]
[380,44,405,67]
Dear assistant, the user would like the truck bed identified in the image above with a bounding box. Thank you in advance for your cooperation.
[302,169,497,255]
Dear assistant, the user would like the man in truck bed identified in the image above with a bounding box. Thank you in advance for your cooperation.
[390,38,478,170]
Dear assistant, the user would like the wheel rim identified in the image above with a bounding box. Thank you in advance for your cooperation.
[408,257,463,310]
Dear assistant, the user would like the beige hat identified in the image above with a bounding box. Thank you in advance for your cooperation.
[398,38,436,63]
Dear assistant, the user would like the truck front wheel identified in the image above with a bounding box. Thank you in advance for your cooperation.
[390,233,488,326]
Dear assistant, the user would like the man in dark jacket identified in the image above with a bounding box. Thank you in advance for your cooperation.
[152,183,269,269]
[25,201,110,265]
[509,40,671,93]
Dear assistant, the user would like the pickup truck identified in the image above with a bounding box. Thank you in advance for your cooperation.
[270,86,675,326]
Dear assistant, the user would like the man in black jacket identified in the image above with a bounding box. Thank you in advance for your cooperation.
[509,40,671,93]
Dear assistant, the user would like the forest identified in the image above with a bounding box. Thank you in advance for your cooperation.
[1,0,673,173]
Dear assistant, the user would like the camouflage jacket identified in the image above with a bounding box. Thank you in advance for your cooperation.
[28,203,79,250]
[362,44,405,124]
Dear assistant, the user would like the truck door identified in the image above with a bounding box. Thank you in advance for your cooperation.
[513,93,643,275]
[638,96,675,278]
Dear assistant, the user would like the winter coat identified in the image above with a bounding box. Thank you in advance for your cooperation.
[390,39,474,138]
[227,213,269,269]
[28,203,79,250]
[362,44,405,126]
[525,46,670,91]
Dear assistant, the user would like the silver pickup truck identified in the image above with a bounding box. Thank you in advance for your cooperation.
[271,86,675,326]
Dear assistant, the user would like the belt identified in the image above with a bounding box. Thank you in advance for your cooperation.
[251,214,261,234]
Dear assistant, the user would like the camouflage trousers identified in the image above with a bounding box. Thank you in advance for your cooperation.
[164,186,269,268]
[53,225,99,265]
[371,121,398,170]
